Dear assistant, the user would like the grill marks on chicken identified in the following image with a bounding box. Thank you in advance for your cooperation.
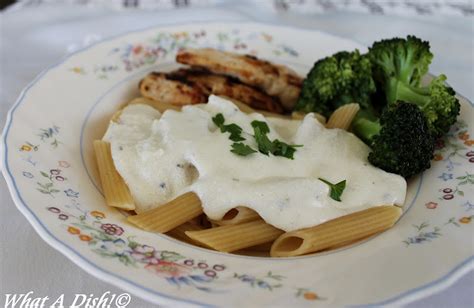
[139,72,206,106]
[140,69,284,113]
[176,48,303,110]
[170,69,284,113]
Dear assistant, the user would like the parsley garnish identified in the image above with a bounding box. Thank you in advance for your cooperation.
[251,120,302,159]
[224,124,246,142]
[212,113,225,127]
[212,113,302,159]
[318,178,346,202]
[272,139,299,159]
[252,121,273,155]
[231,143,257,156]
[212,114,246,142]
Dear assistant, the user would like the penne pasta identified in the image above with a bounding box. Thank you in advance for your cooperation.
[210,207,260,226]
[127,192,203,233]
[270,206,402,257]
[235,241,274,257]
[185,220,284,252]
[234,250,270,257]
[93,140,135,210]
[248,241,274,252]
[195,214,213,229]
[166,221,205,246]
[111,109,123,123]
[128,96,181,113]
[325,103,360,130]
[326,233,381,250]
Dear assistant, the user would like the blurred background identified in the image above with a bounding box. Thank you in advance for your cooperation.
[1,1,473,307]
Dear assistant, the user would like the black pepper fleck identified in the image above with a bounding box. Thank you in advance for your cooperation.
[160,182,166,189]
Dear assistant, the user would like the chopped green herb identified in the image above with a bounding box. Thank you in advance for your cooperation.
[213,114,302,159]
[250,120,270,134]
[251,120,302,159]
[231,143,257,156]
[272,139,302,159]
[318,178,346,202]
[252,123,273,155]
[212,113,225,127]
[223,123,245,142]
[213,113,246,142]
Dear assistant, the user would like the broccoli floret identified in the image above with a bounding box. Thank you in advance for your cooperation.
[370,35,432,90]
[369,36,459,136]
[352,102,434,178]
[295,50,376,117]
[391,74,460,137]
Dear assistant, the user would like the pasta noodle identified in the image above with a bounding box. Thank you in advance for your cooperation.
[127,192,203,233]
[270,206,402,257]
[235,242,273,256]
[195,214,213,229]
[93,140,135,210]
[210,207,260,226]
[128,97,181,113]
[111,109,123,123]
[234,250,270,257]
[185,220,284,252]
[246,242,274,252]
[326,103,360,130]
[166,221,205,246]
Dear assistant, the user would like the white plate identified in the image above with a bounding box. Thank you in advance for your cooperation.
[2,22,473,307]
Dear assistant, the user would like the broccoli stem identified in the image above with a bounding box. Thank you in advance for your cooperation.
[398,48,416,84]
[387,78,430,106]
[352,114,381,144]
[385,78,400,105]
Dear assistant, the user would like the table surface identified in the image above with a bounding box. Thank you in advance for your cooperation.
[1,2,473,307]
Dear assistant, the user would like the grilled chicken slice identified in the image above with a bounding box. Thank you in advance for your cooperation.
[139,69,284,113]
[176,48,303,110]
[139,72,206,106]
[168,69,283,113]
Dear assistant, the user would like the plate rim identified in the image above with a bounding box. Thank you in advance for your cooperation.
[1,20,473,307]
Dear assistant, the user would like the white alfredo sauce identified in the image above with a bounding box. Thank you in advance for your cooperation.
[103,95,406,232]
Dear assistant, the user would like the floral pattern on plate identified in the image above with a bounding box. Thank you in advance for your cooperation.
[70,29,299,79]
[403,120,473,246]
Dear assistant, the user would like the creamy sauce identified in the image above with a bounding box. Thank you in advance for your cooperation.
[103,95,406,232]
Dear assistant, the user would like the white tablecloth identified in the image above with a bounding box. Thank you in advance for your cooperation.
[1,2,473,307]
